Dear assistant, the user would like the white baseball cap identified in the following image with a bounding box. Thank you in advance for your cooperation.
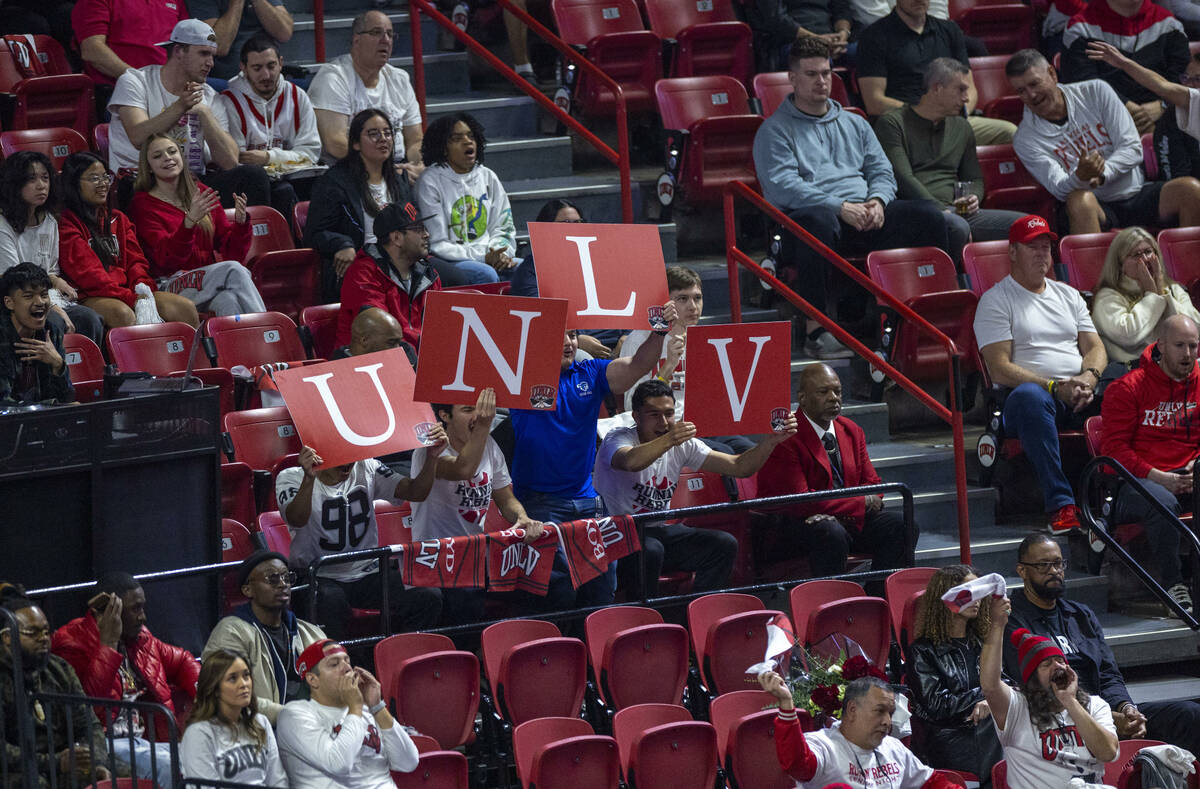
[157,19,219,49]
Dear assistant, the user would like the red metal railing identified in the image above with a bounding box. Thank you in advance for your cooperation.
[313,0,325,63]
[724,180,973,563]
[406,0,634,224]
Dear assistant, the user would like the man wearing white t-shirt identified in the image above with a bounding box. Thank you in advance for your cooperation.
[411,388,545,622]
[594,378,796,596]
[277,639,418,789]
[758,672,960,789]
[307,10,423,167]
[973,214,1107,535]
[107,19,270,206]
[275,439,447,639]
[981,597,1118,789]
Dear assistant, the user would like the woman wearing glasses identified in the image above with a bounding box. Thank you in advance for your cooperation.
[202,550,327,725]
[1092,226,1200,365]
[58,152,199,329]
[305,108,414,301]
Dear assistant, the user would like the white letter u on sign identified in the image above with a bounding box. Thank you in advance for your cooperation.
[301,363,397,446]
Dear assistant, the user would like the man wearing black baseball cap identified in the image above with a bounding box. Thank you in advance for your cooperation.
[335,200,441,352]
[973,215,1108,535]
[202,549,327,724]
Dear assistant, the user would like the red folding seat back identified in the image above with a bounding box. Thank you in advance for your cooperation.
[391,750,468,789]
[374,632,455,707]
[375,500,414,545]
[393,650,480,748]
[496,637,588,725]
[106,322,200,375]
[753,70,852,116]
[611,702,692,770]
[526,736,621,789]
[584,606,661,683]
[1158,227,1200,291]
[1105,741,1167,788]
[667,468,734,528]
[552,0,662,115]
[292,200,309,239]
[250,249,321,323]
[628,721,719,788]
[644,0,750,83]
[92,123,109,161]
[993,760,1009,789]
[241,205,295,263]
[1084,414,1103,457]
[866,247,959,304]
[224,407,300,471]
[975,144,1056,221]
[708,690,780,759]
[884,567,938,646]
[963,239,1056,296]
[807,596,892,668]
[299,303,341,359]
[0,36,94,136]
[601,623,689,708]
[62,332,105,381]
[206,311,309,369]
[686,592,762,679]
[513,717,594,788]
[723,709,798,788]
[900,590,925,649]
[480,618,562,714]
[257,510,292,554]
[0,127,88,170]
[220,518,256,612]
[221,462,256,527]
[703,609,783,694]
[969,56,1024,124]
[1060,231,1117,293]
[955,4,1035,54]
[789,579,863,647]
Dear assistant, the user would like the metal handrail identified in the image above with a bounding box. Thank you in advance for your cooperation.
[723,180,972,563]
[1078,455,1200,629]
[406,0,634,224]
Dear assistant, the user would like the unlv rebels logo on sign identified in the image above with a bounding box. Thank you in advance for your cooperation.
[647,304,669,332]
[770,407,790,433]
[529,385,555,409]
[412,421,439,445]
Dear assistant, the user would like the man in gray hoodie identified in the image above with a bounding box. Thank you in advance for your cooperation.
[753,36,952,360]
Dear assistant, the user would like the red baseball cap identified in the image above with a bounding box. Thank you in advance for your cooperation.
[1008,215,1059,245]
[296,639,347,680]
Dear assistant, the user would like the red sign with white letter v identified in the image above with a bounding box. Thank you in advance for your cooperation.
[528,222,670,331]
[272,347,437,469]
[683,322,792,437]
[412,291,569,410]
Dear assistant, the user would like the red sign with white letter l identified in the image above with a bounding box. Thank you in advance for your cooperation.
[682,322,792,436]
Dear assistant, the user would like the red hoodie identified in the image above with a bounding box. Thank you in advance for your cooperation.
[128,185,253,278]
[1100,343,1200,477]
[58,208,156,307]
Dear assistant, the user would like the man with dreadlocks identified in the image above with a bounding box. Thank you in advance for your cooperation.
[981,590,1118,788]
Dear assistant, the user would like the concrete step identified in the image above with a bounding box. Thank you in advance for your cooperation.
[885,486,995,541]
[840,401,890,445]
[866,440,958,494]
[506,172,637,227]
[285,12,439,63]
[427,92,539,140]
[1126,674,1200,705]
[1099,611,1200,667]
[487,137,574,181]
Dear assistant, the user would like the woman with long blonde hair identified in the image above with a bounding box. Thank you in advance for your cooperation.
[128,134,265,316]
[180,649,286,787]
[905,564,1003,786]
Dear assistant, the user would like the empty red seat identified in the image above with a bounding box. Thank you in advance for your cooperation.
[512,718,620,789]
[806,595,892,668]
[613,703,718,789]
[391,749,469,788]
[237,205,319,321]
[655,76,761,205]
[223,406,300,471]
[710,692,806,789]
[391,650,480,749]
[584,606,689,709]
[292,200,309,240]
[643,0,752,85]
[205,311,312,370]
[257,510,292,554]
[62,332,105,381]
[969,56,1024,124]
[299,303,340,359]
[0,36,94,137]
[686,592,762,692]
[552,0,663,116]
[950,0,1035,53]
[789,578,863,647]
[975,144,1057,223]
[375,501,414,545]
[221,461,256,528]
[704,609,786,695]
[1159,227,1200,300]
[0,127,88,170]
[1060,231,1117,294]
[481,619,587,725]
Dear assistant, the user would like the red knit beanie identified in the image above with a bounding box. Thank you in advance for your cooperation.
[1010,627,1065,684]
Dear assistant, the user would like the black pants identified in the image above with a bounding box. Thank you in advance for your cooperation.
[781,199,950,315]
[1143,699,1200,757]
[1113,476,1185,589]
[619,521,739,598]
[806,509,913,579]
[204,165,272,208]
[314,569,442,640]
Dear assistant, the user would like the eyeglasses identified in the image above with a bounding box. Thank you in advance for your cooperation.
[19,627,51,640]
[403,223,427,234]
[559,219,585,223]
[1019,559,1065,573]
[356,27,394,39]
[1181,73,1200,86]
[258,571,297,588]
[83,173,114,186]
[1125,247,1157,261]
[364,128,394,142]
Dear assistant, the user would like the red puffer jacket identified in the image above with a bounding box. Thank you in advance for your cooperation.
[51,614,199,740]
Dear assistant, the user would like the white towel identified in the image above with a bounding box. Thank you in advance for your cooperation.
[1141,744,1198,776]
[941,572,1007,612]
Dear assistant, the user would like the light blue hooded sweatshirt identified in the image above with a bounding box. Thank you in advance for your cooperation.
[752,95,898,214]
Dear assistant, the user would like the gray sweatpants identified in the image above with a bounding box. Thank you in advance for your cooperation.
[160,261,266,316]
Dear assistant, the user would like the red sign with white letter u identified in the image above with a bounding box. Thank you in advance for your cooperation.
[528,222,670,331]
[682,322,792,436]
[272,347,438,468]
[413,291,569,410]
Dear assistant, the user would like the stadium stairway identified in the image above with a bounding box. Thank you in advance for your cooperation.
[281,0,1197,693]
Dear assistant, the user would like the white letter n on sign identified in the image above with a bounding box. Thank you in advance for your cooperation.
[565,235,636,317]
[708,336,771,422]
[444,307,541,394]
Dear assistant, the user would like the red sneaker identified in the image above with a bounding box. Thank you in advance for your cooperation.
[1048,505,1081,535]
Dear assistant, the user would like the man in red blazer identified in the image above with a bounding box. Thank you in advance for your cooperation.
[757,363,914,579]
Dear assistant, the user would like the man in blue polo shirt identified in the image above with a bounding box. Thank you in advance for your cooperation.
[509,300,679,611]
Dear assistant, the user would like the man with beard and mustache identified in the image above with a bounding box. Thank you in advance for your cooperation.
[202,551,328,725]
[982,593,1118,788]
[1100,313,1200,615]
[1006,534,1200,758]
[1,585,111,788]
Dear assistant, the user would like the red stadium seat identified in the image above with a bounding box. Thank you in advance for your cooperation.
[0,127,88,170]
[643,0,752,85]
[552,0,663,116]
[391,750,469,789]
[481,619,587,725]
[992,760,1008,789]
[975,144,1057,224]
[0,36,94,137]
[223,407,300,471]
[375,632,455,692]
[613,704,718,789]
[655,76,761,204]
[1106,740,1168,788]
[789,578,863,648]
[292,200,309,240]
[708,690,778,758]
[950,0,1035,53]
[664,467,753,584]
[752,70,854,117]
[513,717,594,788]
[257,510,292,554]
[221,461,256,528]
[710,694,804,789]
[612,703,692,766]
[686,592,762,691]
[584,606,661,703]
[704,609,785,695]
[598,620,689,708]
[1158,227,1200,303]
[299,303,340,359]
[375,501,414,545]
[513,718,620,789]
[205,311,312,370]
[963,240,1013,295]
[235,205,319,321]
[62,332,105,381]
[969,56,1024,124]
[106,321,203,373]
[900,590,925,650]
[220,518,256,612]
[393,650,481,749]
[866,247,981,390]
[884,567,937,656]
[92,123,109,161]
[807,595,892,668]
[1060,231,1117,294]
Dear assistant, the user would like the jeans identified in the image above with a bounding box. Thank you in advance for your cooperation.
[1143,699,1200,757]
[109,736,175,789]
[516,489,616,612]
[944,208,1028,253]
[1000,382,1077,512]
[426,255,501,286]
[1114,476,1184,588]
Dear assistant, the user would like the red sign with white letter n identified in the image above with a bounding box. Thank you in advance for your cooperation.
[682,322,792,436]
[272,347,438,469]
[412,291,569,410]
[528,222,670,331]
